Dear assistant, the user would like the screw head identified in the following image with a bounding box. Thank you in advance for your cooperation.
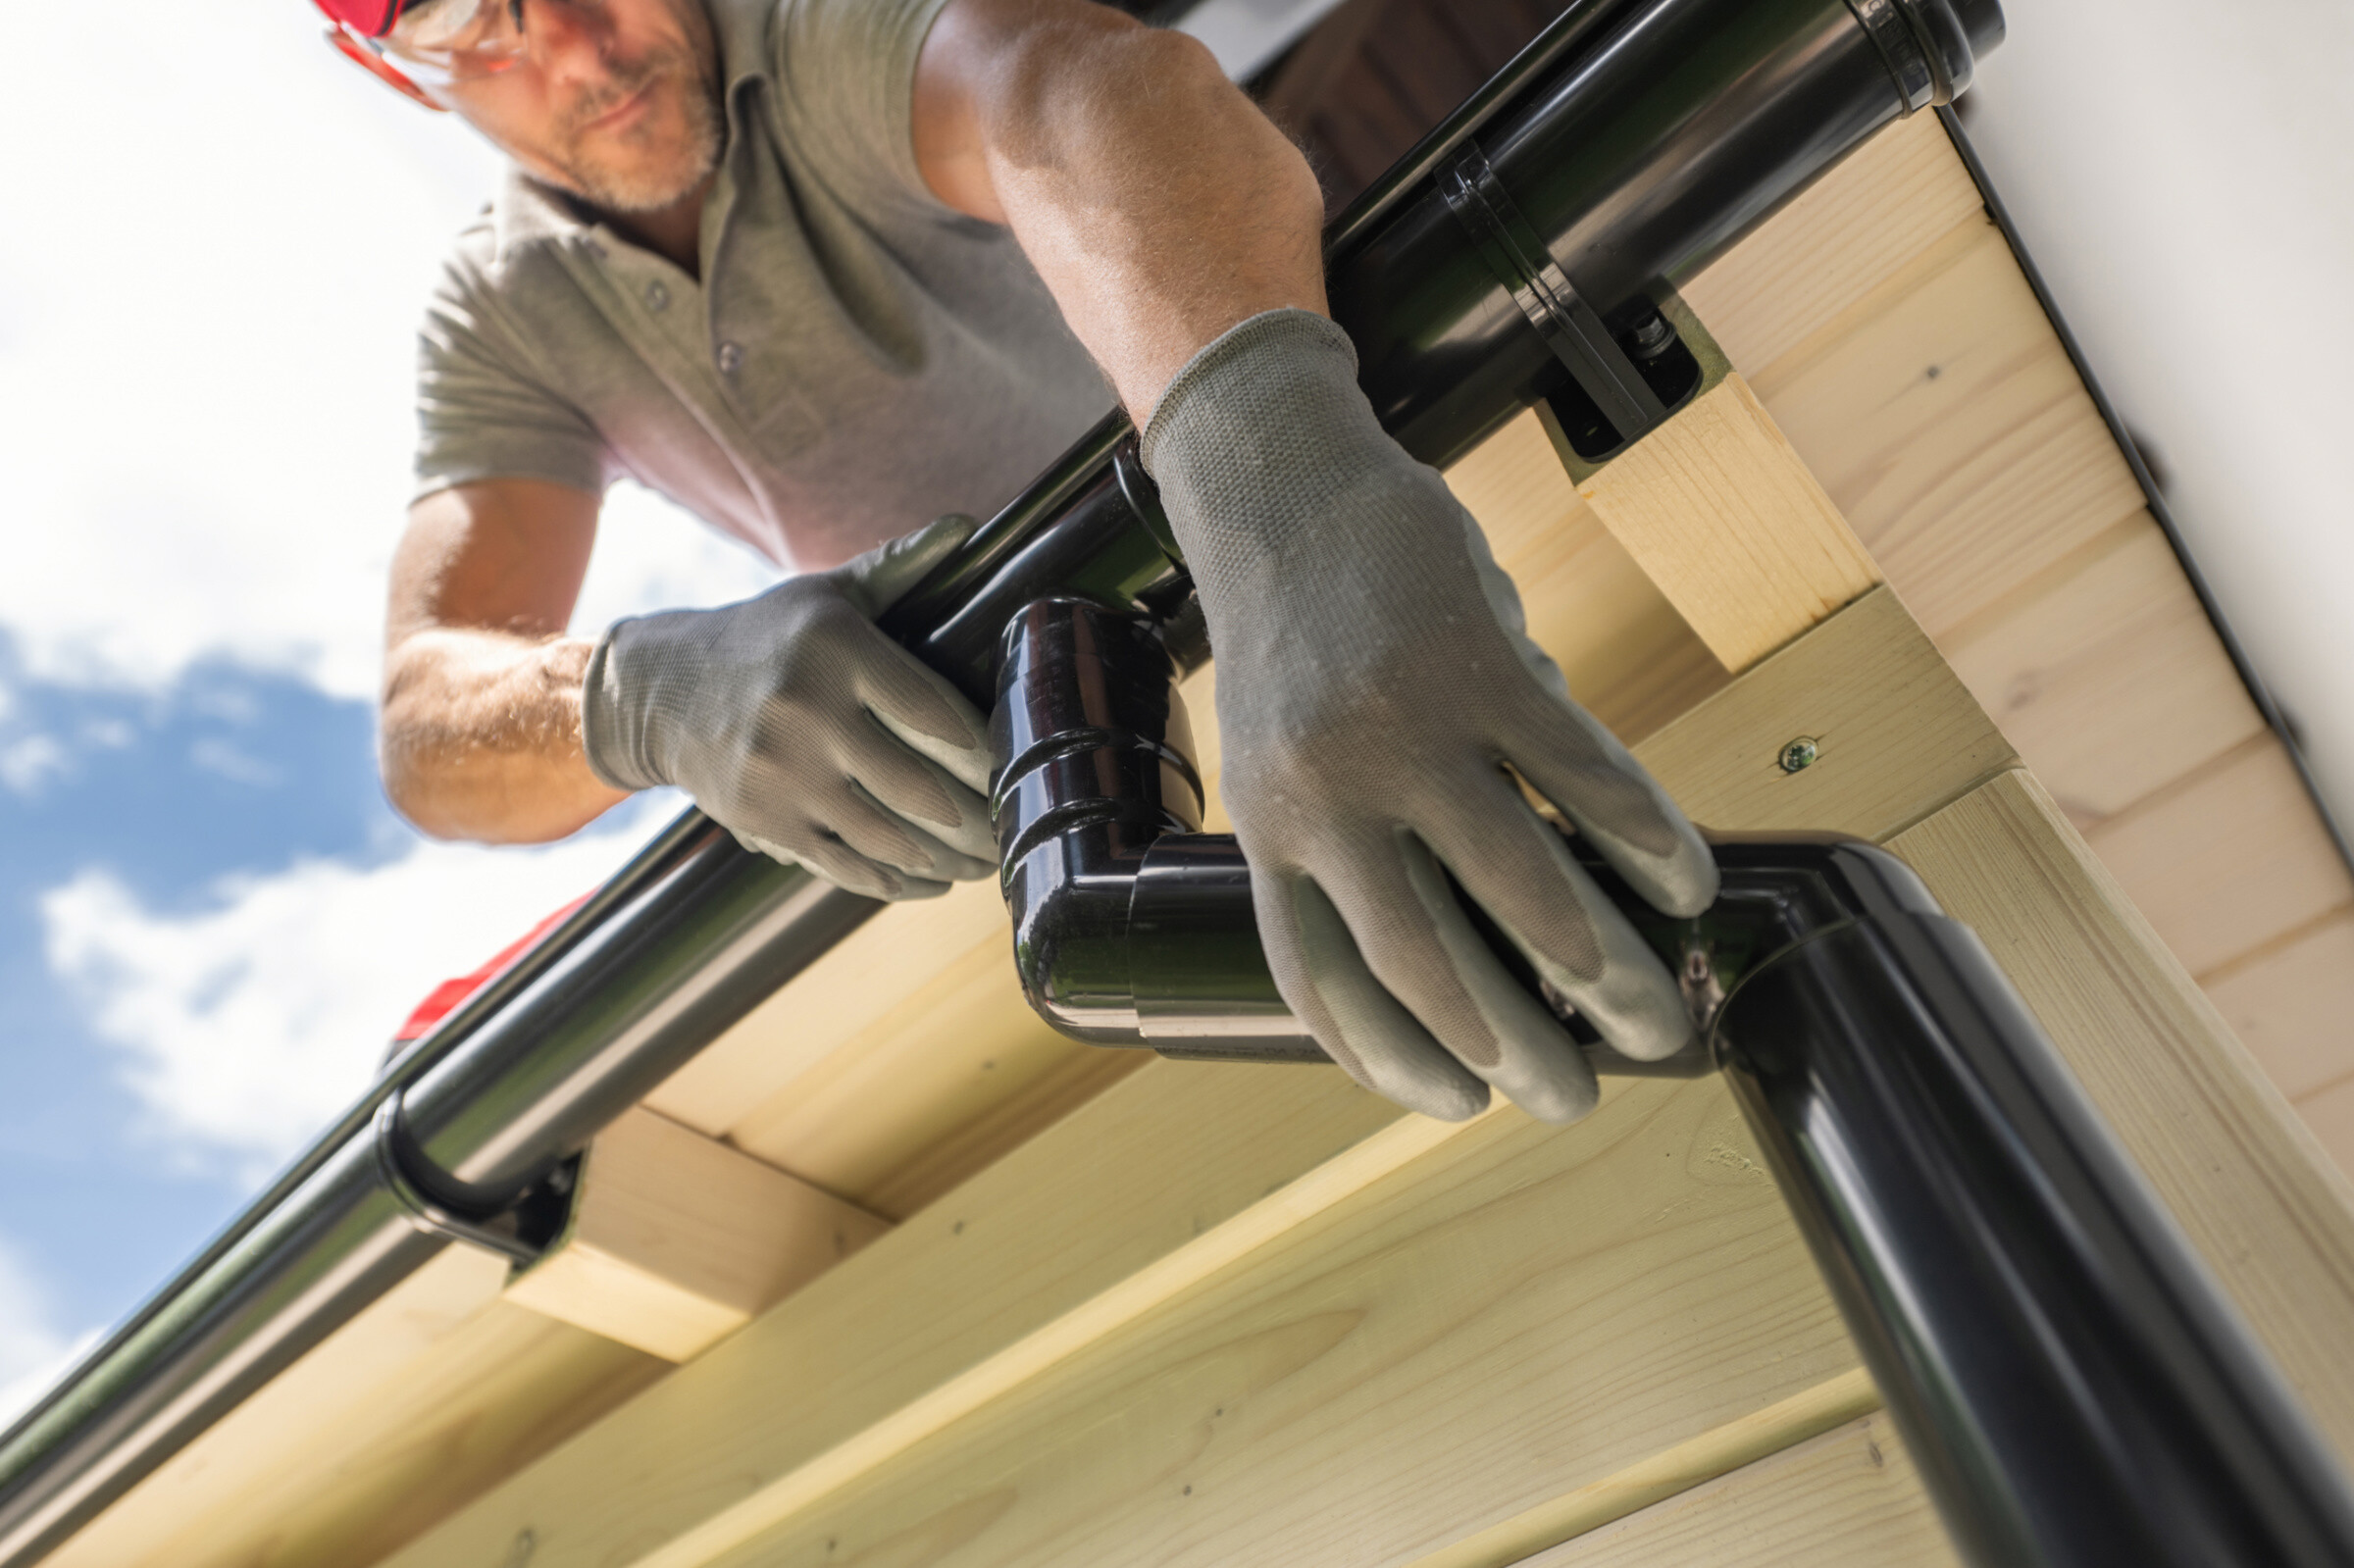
[1778,736,1819,774]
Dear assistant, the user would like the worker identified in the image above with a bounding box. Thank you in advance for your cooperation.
[332,0,1719,1125]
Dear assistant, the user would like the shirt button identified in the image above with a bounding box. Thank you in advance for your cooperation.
[716,341,743,377]
[644,280,670,312]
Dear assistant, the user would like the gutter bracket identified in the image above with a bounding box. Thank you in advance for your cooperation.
[371,1094,576,1269]
[1438,138,1681,454]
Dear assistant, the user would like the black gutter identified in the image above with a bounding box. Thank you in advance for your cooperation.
[1934,106,2354,877]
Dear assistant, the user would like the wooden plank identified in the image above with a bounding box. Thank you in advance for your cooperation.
[831,1040,1151,1222]
[504,1108,893,1361]
[1404,1370,1880,1568]
[1633,587,2014,842]
[2082,735,2354,980]
[379,593,2010,1568]
[1937,518,2267,829]
[2293,1076,2354,1188]
[719,941,1138,1216]
[1745,212,2151,643]
[2206,910,2354,1103]
[1577,374,1881,673]
[1890,770,2354,1463]
[692,1075,1858,1568]
[50,1254,666,1568]
[1448,410,1729,743]
[44,1247,510,1568]
[645,879,1011,1140]
[1679,112,1986,378]
[1512,1413,1957,1568]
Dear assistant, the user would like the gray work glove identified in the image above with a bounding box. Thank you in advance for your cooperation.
[582,515,996,901]
[1141,309,1718,1124]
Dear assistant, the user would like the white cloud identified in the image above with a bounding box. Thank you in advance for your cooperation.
[0,7,775,706]
[0,1241,96,1430]
[573,482,782,633]
[0,735,68,797]
[41,807,677,1182]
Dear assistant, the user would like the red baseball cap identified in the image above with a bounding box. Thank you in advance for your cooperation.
[312,0,409,38]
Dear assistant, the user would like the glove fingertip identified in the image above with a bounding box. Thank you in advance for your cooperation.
[1402,1074,1493,1123]
[1621,819,1720,921]
[1513,1063,1600,1126]
[891,875,954,901]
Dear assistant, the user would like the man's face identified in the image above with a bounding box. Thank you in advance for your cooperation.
[445,0,723,216]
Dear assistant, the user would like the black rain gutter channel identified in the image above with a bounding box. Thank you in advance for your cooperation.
[5,3,2343,1565]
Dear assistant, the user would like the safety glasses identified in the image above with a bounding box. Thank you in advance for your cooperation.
[323,0,533,110]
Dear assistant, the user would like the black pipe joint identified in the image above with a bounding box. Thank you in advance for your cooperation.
[992,599,1203,1043]
[990,598,1326,1059]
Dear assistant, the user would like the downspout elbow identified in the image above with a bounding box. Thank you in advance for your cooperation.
[991,598,1203,1046]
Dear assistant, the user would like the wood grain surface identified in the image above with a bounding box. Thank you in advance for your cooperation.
[1512,1413,1958,1568]
[1892,771,2354,1462]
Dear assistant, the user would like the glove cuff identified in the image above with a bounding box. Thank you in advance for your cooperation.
[580,620,663,792]
[1138,309,1406,574]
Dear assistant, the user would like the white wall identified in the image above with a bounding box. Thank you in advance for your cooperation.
[1958,0,2354,834]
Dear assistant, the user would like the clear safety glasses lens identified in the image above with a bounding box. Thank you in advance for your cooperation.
[380,0,527,83]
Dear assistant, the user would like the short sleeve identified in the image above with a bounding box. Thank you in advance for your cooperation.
[767,0,961,220]
[413,246,610,504]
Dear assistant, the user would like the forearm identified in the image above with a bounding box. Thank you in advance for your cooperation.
[380,628,629,842]
[923,0,1327,417]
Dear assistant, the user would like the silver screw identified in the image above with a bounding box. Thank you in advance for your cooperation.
[1778,736,1819,774]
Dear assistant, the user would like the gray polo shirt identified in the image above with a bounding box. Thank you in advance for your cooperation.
[415,0,1114,571]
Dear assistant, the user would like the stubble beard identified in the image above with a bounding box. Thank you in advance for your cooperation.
[548,36,722,215]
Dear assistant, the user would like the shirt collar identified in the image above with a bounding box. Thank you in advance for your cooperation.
[486,0,775,268]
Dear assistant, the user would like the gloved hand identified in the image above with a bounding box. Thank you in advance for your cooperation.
[1141,309,1718,1124]
[582,515,997,901]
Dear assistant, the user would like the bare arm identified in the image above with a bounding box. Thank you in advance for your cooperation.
[381,479,631,842]
[912,0,1327,420]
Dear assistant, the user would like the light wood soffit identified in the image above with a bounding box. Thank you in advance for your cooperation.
[689,1080,1849,1568]
[1679,111,1987,378]
[1744,214,2150,643]
[2082,734,2354,981]
[1406,1369,1882,1568]
[2204,911,2354,1102]
[1514,1412,1959,1568]
[1940,518,2266,827]
[647,877,1011,1138]
[384,1062,1414,1568]
[49,1252,665,1568]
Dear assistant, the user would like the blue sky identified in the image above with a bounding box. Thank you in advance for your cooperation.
[0,659,390,1338]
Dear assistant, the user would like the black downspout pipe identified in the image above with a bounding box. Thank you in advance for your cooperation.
[990,597,2354,1568]
[0,1,2025,1558]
